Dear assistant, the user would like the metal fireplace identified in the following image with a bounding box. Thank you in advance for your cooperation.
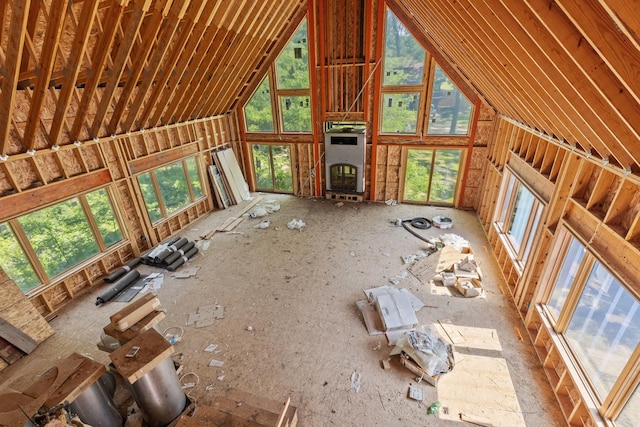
[324,127,366,194]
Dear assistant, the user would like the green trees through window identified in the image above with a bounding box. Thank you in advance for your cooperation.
[0,187,123,293]
[244,77,274,132]
[252,144,293,192]
[403,149,461,205]
[427,65,473,135]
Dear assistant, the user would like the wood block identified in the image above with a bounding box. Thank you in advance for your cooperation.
[103,310,165,343]
[0,336,23,364]
[110,293,161,332]
[193,405,263,426]
[224,388,288,415]
[211,396,280,425]
[44,353,105,408]
[109,328,174,384]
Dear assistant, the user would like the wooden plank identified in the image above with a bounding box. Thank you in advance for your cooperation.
[44,354,106,408]
[103,310,165,343]
[0,169,111,222]
[213,151,240,204]
[128,143,199,174]
[22,0,69,150]
[192,405,263,426]
[109,328,174,384]
[109,293,161,332]
[0,317,38,354]
[0,0,32,156]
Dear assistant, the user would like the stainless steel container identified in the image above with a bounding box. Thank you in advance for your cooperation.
[70,379,123,427]
[128,358,186,427]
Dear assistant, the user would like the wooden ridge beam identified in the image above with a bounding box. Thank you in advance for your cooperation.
[107,0,170,136]
[121,0,192,133]
[148,1,222,127]
[0,0,32,156]
[69,0,128,142]
[22,0,69,151]
[89,0,154,139]
[134,0,212,130]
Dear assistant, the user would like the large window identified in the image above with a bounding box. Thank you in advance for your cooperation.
[542,231,640,424]
[427,65,473,135]
[252,144,293,192]
[243,18,311,134]
[496,172,543,266]
[403,148,462,205]
[0,188,123,293]
[137,157,204,223]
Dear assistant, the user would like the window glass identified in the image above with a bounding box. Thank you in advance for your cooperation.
[507,183,535,251]
[19,199,98,279]
[430,150,461,204]
[253,144,273,189]
[499,175,516,225]
[381,93,420,134]
[383,9,425,86]
[280,96,311,133]
[271,145,293,192]
[155,161,191,214]
[137,173,162,222]
[404,149,433,202]
[427,65,472,135]
[565,261,640,397]
[85,189,123,248]
[617,382,640,427]
[185,157,203,199]
[244,76,274,132]
[276,19,309,90]
[547,238,586,321]
[0,223,40,292]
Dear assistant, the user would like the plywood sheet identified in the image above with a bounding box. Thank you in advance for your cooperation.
[409,246,466,284]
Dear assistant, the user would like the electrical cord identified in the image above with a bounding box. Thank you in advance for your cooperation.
[402,217,433,243]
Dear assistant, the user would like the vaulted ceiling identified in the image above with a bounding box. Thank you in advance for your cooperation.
[2,0,639,174]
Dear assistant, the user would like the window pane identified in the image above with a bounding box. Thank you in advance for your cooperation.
[253,144,273,189]
[272,145,293,192]
[85,189,122,248]
[522,205,542,263]
[507,184,535,251]
[137,173,162,222]
[547,238,586,321]
[617,382,640,427]
[244,76,274,132]
[403,149,432,202]
[19,199,99,278]
[427,65,472,135]
[499,175,516,226]
[185,157,203,199]
[156,162,191,214]
[383,8,425,86]
[0,223,40,293]
[429,150,461,204]
[280,96,311,133]
[381,93,420,134]
[276,19,309,89]
[565,261,640,397]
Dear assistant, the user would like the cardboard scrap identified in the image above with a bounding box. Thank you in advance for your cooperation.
[208,359,224,367]
[187,304,225,328]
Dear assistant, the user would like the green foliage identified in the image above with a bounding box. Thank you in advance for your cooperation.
[404,149,461,205]
[185,157,203,198]
[381,93,420,134]
[0,223,40,292]
[404,150,432,201]
[272,145,293,192]
[156,161,191,214]
[252,144,293,192]
[276,20,310,90]
[253,145,273,189]
[244,76,274,133]
[383,9,426,86]
[430,150,461,203]
[280,96,311,133]
[427,65,473,135]
[86,188,123,247]
[19,199,99,279]
[138,173,162,222]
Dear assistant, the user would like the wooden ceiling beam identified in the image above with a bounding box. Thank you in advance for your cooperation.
[160,5,230,125]
[69,0,128,142]
[19,0,41,75]
[121,0,192,132]
[107,0,171,136]
[598,0,640,50]
[0,0,32,156]
[89,0,153,138]
[519,0,640,169]
[48,0,100,146]
[22,0,69,150]
[147,1,222,127]
[134,0,212,130]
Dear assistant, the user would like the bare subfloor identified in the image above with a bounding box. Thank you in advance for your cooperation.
[1,194,565,426]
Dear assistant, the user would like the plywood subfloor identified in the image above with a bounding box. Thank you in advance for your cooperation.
[0,195,564,426]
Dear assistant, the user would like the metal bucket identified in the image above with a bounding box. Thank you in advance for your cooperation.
[128,358,186,427]
[70,379,123,427]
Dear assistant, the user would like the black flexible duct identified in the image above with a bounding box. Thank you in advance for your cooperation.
[104,257,141,283]
[96,270,141,305]
[402,217,432,243]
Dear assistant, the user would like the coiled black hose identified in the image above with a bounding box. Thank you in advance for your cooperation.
[402,217,432,243]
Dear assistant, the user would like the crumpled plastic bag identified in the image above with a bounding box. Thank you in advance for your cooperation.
[287,219,305,230]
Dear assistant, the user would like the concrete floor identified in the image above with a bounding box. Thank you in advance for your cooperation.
[0,194,565,426]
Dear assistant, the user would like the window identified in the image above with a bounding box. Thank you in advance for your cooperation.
[427,65,473,135]
[617,383,640,426]
[381,8,426,135]
[252,144,293,193]
[243,18,311,134]
[0,188,123,293]
[496,172,543,266]
[547,237,585,321]
[137,157,205,223]
[403,148,462,205]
